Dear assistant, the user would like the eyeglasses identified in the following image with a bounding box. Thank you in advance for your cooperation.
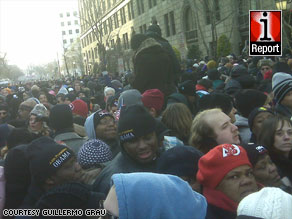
[99,200,119,219]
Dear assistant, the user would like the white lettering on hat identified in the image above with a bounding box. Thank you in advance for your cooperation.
[222,144,241,157]
[255,146,266,153]
[69,103,74,110]
[52,151,71,168]
[120,132,135,142]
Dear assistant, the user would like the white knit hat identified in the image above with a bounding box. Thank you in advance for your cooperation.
[237,187,292,219]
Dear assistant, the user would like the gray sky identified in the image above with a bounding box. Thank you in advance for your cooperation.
[0,0,78,70]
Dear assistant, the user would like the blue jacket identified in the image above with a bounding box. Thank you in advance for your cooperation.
[112,172,207,219]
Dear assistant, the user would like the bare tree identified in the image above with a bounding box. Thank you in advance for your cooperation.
[78,0,117,69]
[191,0,235,59]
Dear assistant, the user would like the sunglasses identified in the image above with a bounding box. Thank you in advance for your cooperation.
[99,200,119,219]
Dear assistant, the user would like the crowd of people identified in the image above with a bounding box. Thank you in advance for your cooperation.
[1,24,292,219]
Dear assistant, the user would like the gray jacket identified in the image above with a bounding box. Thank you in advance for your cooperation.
[54,132,87,155]
[234,114,251,145]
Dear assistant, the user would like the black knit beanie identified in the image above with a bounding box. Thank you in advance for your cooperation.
[118,105,156,144]
[157,145,203,177]
[49,104,73,131]
[243,143,268,167]
[93,110,114,129]
[178,80,196,97]
[27,136,74,186]
[235,89,267,118]
[198,93,233,115]
[248,107,274,130]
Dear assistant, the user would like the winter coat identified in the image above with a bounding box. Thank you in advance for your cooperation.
[146,33,181,82]
[112,173,207,219]
[4,145,31,210]
[132,38,176,96]
[92,152,158,195]
[206,204,237,219]
[235,114,251,145]
[19,183,44,209]
[270,151,292,182]
[204,187,237,219]
[54,131,86,155]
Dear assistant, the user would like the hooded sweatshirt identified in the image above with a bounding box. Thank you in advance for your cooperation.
[112,173,207,219]
[84,112,120,158]
[234,114,251,145]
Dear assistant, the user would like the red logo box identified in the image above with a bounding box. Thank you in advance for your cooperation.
[249,10,282,56]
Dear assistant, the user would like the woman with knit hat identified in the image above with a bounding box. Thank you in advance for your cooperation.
[197,144,258,219]
[243,143,292,194]
[28,104,52,138]
[272,72,292,118]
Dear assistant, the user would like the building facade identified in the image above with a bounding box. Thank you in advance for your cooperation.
[59,10,81,49]
[58,9,83,76]
[78,0,281,74]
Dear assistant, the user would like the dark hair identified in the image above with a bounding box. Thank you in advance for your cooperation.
[258,115,292,155]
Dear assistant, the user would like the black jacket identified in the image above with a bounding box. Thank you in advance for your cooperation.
[92,152,158,195]
[270,151,292,182]
[132,38,176,96]
[206,204,237,219]
[19,183,45,209]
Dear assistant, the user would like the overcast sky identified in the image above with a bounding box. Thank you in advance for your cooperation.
[0,0,78,70]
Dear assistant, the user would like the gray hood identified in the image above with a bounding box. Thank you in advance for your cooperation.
[84,112,96,139]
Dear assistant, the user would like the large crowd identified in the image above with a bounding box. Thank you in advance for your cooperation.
[0,24,292,219]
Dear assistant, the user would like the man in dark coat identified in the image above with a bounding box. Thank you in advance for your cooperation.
[49,104,86,154]
[93,104,160,195]
[20,137,83,208]
[146,23,181,83]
